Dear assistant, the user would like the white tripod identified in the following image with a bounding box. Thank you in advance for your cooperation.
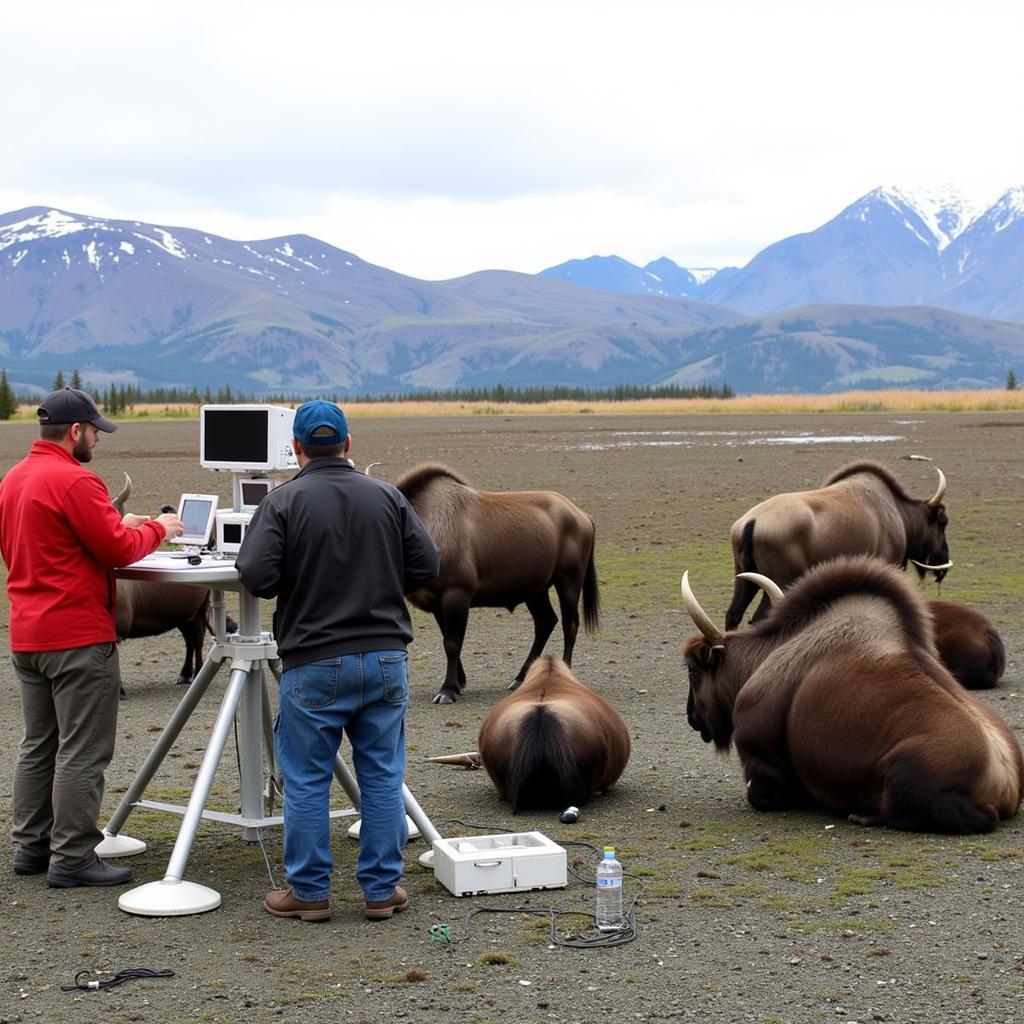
[97,557,441,916]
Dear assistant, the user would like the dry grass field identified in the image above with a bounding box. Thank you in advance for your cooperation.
[1,406,1022,1024]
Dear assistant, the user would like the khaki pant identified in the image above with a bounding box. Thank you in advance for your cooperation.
[11,643,121,871]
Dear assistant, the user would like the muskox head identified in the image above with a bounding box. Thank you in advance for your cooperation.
[680,572,734,750]
[909,467,952,584]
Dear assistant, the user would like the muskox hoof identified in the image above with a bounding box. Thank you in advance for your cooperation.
[432,691,457,705]
[176,676,191,686]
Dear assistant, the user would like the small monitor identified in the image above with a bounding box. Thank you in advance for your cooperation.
[171,493,219,547]
[238,477,276,511]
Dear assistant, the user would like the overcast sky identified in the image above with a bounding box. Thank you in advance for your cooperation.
[2,1,1021,280]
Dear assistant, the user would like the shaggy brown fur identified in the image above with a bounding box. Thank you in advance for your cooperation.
[928,599,1006,690]
[684,556,1021,834]
[478,656,630,811]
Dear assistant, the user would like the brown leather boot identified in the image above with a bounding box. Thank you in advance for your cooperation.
[364,885,409,920]
[264,886,331,922]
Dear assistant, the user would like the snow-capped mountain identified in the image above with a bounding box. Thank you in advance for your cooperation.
[547,186,1024,322]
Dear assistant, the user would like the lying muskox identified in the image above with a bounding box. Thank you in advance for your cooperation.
[396,464,599,704]
[929,599,1006,690]
[681,556,1022,833]
[434,656,629,813]
[726,461,952,629]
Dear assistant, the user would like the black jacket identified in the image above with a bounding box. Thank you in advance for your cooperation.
[236,457,439,670]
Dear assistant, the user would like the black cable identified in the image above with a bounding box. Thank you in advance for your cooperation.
[61,968,175,992]
[429,896,641,949]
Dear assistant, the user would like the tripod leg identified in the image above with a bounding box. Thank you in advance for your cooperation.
[402,784,441,846]
[104,652,224,837]
[163,663,250,882]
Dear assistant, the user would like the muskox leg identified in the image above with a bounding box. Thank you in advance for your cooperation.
[554,576,582,667]
[509,591,559,689]
[725,576,759,631]
[432,598,470,705]
[865,755,1000,834]
[741,752,812,812]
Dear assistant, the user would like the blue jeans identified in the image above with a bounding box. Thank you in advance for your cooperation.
[275,651,409,902]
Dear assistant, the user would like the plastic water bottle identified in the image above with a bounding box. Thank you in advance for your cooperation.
[595,846,623,931]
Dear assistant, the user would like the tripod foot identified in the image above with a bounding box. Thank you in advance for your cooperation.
[119,878,222,917]
[96,830,147,858]
[346,815,421,841]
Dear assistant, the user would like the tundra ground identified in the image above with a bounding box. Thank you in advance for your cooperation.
[1,410,1022,1024]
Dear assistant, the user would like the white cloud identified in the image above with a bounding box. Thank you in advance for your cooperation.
[0,0,1021,278]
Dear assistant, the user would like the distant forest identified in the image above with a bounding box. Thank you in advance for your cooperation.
[0,371,734,418]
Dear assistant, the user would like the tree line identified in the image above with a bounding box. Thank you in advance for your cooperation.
[0,371,737,419]
[3,368,1020,421]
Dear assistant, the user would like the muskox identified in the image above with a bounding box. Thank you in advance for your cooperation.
[111,474,223,686]
[725,461,952,630]
[115,581,212,687]
[396,464,599,705]
[681,557,1022,833]
[929,600,1006,690]
[477,655,630,812]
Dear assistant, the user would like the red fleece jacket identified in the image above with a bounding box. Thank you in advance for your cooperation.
[0,440,166,651]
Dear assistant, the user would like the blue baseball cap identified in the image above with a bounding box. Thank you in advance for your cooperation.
[292,400,349,446]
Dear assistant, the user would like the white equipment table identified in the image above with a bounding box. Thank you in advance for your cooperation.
[97,553,442,916]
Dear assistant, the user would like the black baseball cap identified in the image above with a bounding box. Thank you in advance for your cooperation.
[37,387,117,433]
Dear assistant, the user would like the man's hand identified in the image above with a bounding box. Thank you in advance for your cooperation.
[120,513,151,528]
[153,512,186,540]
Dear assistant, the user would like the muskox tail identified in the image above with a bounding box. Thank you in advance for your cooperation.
[737,519,757,573]
[583,544,600,634]
[504,706,591,812]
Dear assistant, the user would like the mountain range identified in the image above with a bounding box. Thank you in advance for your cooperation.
[2,186,1024,396]
[541,185,1024,323]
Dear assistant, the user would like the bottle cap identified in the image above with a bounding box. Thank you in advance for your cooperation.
[604,846,615,857]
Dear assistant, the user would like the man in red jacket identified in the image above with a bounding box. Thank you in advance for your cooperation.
[0,387,184,887]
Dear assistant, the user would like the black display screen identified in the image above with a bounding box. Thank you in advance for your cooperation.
[203,409,269,465]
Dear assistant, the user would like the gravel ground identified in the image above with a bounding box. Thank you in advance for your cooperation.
[1,409,1022,1024]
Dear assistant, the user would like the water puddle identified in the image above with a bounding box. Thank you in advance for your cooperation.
[544,430,905,453]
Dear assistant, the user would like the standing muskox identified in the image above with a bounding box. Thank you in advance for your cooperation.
[477,655,630,812]
[725,461,952,630]
[111,474,221,686]
[681,556,1022,833]
[395,464,599,705]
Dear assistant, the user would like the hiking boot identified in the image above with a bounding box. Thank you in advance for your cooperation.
[47,856,133,888]
[13,850,49,876]
[364,885,409,920]
[264,886,331,922]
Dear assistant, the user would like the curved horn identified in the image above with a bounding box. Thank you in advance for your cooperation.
[426,752,483,768]
[364,462,382,476]
[681,572,725,644]
[111,472,132,513]
[736,571,785,605]
[910,559,954,573]
[926,466,947,508]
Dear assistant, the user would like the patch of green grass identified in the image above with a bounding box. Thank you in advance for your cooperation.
[691,887,733,907]
[475,949,518,967]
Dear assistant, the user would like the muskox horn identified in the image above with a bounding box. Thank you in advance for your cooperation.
[111,472,132,513]
[681,572,725,644]
[426,751,483,768]
[927,466,947,508]
[365,462,382,476]
[736,571,785,605]
[910,559,954,573]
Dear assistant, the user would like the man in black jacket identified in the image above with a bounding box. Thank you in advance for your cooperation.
[236,400,439,922]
